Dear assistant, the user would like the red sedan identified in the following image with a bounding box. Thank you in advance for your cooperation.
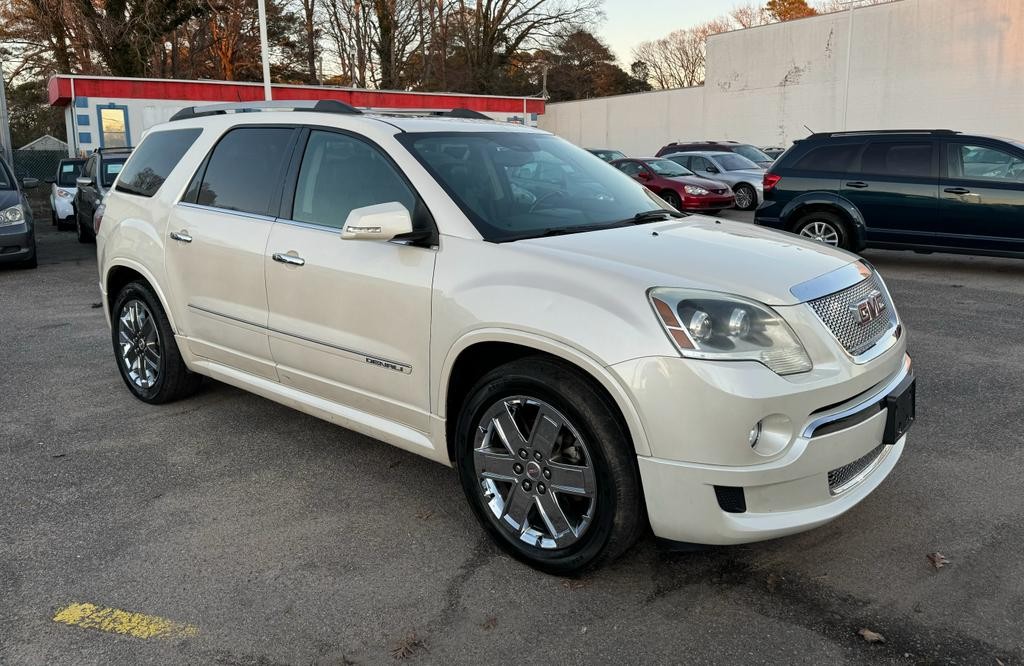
[611,157,736,212]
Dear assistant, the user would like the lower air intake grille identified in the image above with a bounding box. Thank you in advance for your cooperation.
[714,485,747,513]
[828,444,886,495]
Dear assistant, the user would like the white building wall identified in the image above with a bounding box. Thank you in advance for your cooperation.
[540,0,1024,153]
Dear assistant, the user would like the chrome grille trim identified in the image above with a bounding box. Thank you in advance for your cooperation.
[808,273,899,357]
[828,444,890,495]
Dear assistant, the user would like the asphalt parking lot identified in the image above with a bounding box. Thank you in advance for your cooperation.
[2,208,1023,665]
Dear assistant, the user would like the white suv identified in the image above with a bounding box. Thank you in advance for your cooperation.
[97,101,915,573]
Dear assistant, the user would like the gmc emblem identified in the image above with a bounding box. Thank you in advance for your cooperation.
[851,290,886,325]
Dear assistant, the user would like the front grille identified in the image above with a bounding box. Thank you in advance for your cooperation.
[828,444,886,495]
[808,273,897,356]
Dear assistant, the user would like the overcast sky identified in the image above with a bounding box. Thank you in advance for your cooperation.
[601,0,750,64]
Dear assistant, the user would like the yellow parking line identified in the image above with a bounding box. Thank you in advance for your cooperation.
[53,602,198,640]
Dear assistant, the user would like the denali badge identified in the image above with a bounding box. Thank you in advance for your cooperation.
[851,290,886,325]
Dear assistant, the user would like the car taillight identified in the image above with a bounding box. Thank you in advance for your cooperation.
[93,203,105,235]
[763,173,782,193]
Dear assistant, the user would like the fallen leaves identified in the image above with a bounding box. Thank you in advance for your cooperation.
[391,632,426,660]
[561,579,590,591]
[766,572,782,593]
[858,628,886,644]
[927,552,950,570]
[481,616,497,631]
[414,509,434,521]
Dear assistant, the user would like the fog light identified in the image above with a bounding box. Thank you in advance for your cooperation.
[748,421,763,448]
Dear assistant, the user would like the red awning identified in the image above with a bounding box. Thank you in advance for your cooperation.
[48,76,544,114]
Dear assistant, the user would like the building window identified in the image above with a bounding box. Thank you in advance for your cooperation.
[98,105,130,148]
[77,114,90,126]
[78,131,92,145]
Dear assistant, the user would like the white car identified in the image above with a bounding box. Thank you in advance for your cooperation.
[49,158,86,229]
[96,101,915,573]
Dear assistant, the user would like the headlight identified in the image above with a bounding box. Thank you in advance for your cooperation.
[0,204,25,226]
[57,189,72,198]
[649,288,812,375]
[683,185,709,196]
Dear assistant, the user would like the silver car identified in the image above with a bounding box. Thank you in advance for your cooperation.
[665,151,765,211]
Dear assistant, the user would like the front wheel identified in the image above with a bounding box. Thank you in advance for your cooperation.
[734,184,757,211]
[455,357,644,574]
[660,190,682,210]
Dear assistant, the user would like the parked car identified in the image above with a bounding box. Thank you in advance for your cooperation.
[587,149,626,162]
[754,129,1024,256]
[0,157,39,269]
[74,147,132,243]
[97,101,914,574]
[665,151,765,210]
[610,157,735,211]
[49,158,86,230]
[656,141,775,168]
[762,146,787,160]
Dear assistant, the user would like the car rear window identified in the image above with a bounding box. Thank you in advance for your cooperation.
[792,144,861,172]
[116,129,202,197]
[57,161,85,187]
[191,127,293,216]
[102,159,127,188]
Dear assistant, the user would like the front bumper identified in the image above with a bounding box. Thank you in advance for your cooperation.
[0,223,35,264]
[682,194,735,210]
[52,195,75,220]
[612,347,911,545]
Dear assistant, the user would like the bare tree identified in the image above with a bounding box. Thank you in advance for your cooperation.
[729,2,770,29]
[631,18,729,89]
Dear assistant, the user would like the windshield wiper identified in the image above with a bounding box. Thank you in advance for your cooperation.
[632,209,686,223]
[500,221,632,242]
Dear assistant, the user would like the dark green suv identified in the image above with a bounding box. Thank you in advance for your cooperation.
[754,130,1024,257]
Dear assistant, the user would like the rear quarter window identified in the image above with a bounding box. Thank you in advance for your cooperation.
[116,129,203,197]
[791,144,862,172]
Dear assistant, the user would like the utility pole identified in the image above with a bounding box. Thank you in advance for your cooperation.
[257,0,273,100]
[0,53,14,166]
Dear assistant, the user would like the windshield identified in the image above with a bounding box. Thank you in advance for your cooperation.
[732,145,773,163]
[101,158,126,188]
[716,153,760,171]
[0,162,12,190]
[645,159,693,177]
[399,132,670,241]
[57,160,86,187]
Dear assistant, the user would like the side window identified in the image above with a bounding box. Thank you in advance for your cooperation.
[82,156,96,182]
[858,142,934,178]
[117,128,202,197]
[691,157,709,171]
[197,127,293,216]
[291,130,416,229]
[616,161,643,177]
[793,143,861,172]
[949,143,1024,182]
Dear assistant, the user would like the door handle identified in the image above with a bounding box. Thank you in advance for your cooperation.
[169,230,192,243]
[272,252,306,266]
[845,181,869,189]
[944,187,971,195]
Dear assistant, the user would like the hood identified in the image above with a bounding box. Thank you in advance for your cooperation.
[519,216,856,305]
[666,175,731,190]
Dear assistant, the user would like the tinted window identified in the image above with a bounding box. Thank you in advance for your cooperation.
[101,158,126,188]
[793,144,861,172]
[292,130,416,229]
[733,145,772,163]
[690,156,711,171]
[949,143,1024,182]
[57,160,85,187]
[716,154,759,171]
[198,127,293,216]
[117,129,202,197]
[859,142,934,178]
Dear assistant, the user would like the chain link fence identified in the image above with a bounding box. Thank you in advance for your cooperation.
[12,150,68,181]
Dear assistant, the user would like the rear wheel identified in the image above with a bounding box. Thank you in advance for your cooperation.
[794,211,849,249]
[455,357,644,575]
[734,184,757,211]
[111,281,202,404]
[660,190,682,210]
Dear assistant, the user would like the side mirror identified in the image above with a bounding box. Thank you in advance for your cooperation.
[341,202,413,241]
[76,176,93,188]
[637,172,651,180]
[22,177,40,189]
[706,166,719,174]
[45,177,56,184]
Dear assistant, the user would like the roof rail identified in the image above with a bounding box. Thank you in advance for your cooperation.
[94,145,134,153]
[441,107,491,120]
[169,99,362,122]
[808,129,958,139]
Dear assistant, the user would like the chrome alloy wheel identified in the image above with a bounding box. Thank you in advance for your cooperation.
[473,396,597,550]
[734,187,754,210]
[118,299,161,389]
[799,220,841,246]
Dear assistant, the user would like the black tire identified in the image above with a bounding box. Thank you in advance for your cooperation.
[793,210,850,250]
[660,189,682,210]
[111,280,202,404]
[76,209,94,244]
[734,184,758,211]
[455,356,645,575]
